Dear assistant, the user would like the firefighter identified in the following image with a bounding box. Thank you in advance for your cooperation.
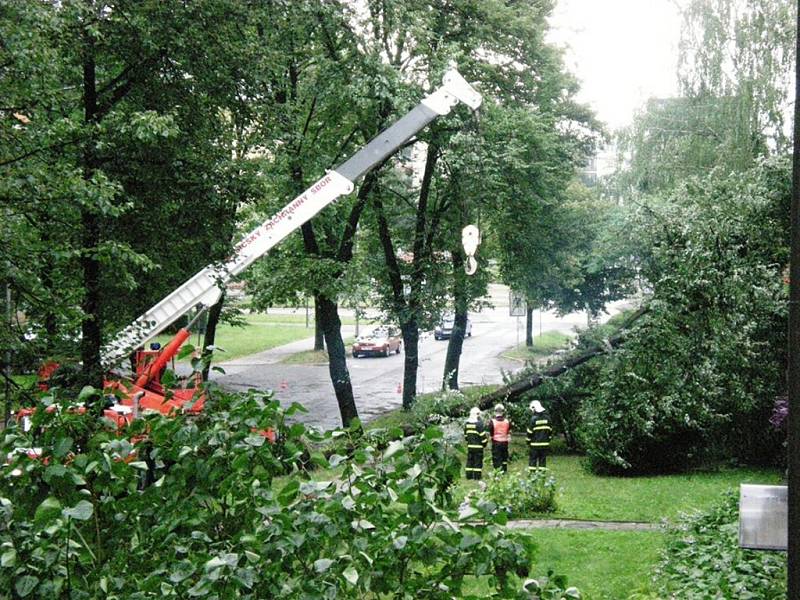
[463,406,488,480]
[488,403,511,472]
[527,400,552,473]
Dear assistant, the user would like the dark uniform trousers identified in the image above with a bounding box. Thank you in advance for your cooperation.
[527,411,552,474]
[491,442,509,472]
[463,421,487,480]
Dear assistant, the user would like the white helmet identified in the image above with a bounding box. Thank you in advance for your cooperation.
[530,400,544,413]
[468,406,481,421]
[494,403,505,416]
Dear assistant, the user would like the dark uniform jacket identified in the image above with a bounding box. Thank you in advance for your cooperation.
[464,420,488,450]
[527,410,552,447]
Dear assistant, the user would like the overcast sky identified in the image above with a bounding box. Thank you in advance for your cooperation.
[548,0,683,133]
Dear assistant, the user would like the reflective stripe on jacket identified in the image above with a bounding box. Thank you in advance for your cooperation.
[490,418,510,443]
[527,411,552,447]
[464,421,487,449]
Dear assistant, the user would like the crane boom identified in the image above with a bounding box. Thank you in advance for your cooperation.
[102,69,482,367]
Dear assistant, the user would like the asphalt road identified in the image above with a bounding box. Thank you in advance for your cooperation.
[206,299,620,431]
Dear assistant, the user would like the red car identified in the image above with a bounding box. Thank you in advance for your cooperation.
[351,326,403,358]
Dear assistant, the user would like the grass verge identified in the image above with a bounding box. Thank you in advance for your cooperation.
[500,331,573,362]
[280,338,356,365]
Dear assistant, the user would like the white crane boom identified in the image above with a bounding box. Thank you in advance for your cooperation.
[102,69,482,367]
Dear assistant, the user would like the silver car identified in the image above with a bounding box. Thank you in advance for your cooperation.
[434,315,472,340]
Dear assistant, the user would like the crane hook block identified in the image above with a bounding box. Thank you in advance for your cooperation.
[462,225,480,276]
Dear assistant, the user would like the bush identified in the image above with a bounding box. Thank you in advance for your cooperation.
[481,470,558,517]
[653,492,786,598]
[578,159,790,474]
[0,385,577,598]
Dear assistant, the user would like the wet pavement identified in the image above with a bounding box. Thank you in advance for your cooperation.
[203,294,627,431]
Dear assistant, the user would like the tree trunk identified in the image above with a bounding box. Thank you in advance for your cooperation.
[478,306,648,409]
[443,250,468,390]
[400,320,419,409]
[525,306,534,347]
[201,293,225,381]
[313,293,324,351]
[317,293,359,427]
[80,27,103,391]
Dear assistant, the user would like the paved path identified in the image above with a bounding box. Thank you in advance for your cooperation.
[505,519,660,531]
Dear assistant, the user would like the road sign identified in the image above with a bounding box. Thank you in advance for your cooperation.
[510,291,526,317]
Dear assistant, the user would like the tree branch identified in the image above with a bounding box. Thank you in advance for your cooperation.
[478,305,649,408]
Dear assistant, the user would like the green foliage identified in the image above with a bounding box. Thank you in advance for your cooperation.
[654,492,786,599]
[481,471,558,517]
[410,388,478,427]
[580,159,789,473]
[0,386,576,598]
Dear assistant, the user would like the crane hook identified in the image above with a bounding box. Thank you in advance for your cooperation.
[461,225,480,276]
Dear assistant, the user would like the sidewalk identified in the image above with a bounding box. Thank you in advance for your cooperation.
[505,519,660,531]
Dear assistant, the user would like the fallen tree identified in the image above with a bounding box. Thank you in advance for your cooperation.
[478,306,648,409]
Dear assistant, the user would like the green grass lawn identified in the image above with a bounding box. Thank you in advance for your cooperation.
[240,312,357,326]
[501,331,573,362]
[153,312,359,363]
[454,445,781,523]
[155,322,311,363]
[528,529,662,599]
[547,454,781,522]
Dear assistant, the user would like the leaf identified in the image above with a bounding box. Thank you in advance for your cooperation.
[277,480,300,506]
[62,500,93,521]
[393,536,407,550]
[286,402,308,416]
[34,497,62,524]
[310,452,328,468]
[1,549,16,567]
[288,423,306,437]
[169,561,196,583]
[243,435,265,447]
[129,461,149,470]
[458,504,479,521]
[328,454,346,468]
[314,558,334,573]
[78,386,99,402]
[424,426,443,439]
[177,344,196,361]
[53,436,73,458]
[15,575,38,597]
[383,440,404,460]
[343,566,359,585]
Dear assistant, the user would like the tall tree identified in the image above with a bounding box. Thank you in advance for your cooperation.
[242,0,387,427]
[358,0,601,408]
[1,1,273,392]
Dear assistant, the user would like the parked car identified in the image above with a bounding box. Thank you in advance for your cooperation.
[434,315,472,340]
[351,326,403,358]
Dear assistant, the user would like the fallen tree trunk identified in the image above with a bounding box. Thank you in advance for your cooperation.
[478,306,648,409]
